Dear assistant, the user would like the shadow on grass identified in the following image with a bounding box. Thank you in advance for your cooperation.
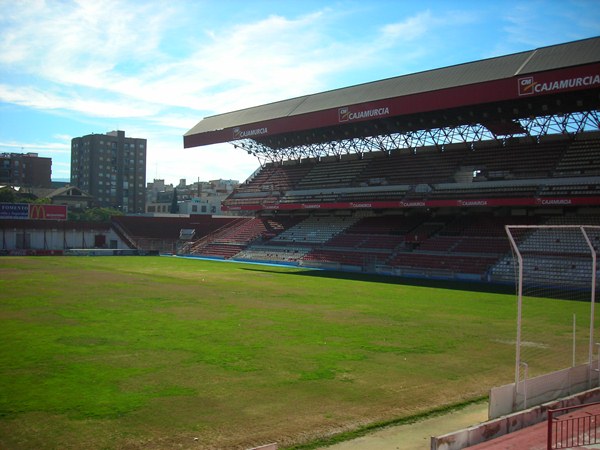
[239,266,515,295]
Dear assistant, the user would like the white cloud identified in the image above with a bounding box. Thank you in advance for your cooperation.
[0,83,161,118]
[0,0,173,83]
[143,11,347,113]
[0,139,70,155]
[147,139,259,184]
[1,2,466,123]
[500,1,600,51]
[380,10,433,43]
[0,2,348,120]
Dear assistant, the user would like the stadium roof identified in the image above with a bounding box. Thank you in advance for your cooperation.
[184,37,600,151]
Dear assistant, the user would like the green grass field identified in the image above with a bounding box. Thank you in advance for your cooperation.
[0,256,589,449]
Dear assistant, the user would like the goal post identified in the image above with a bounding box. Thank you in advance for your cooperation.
[505,225,599,389]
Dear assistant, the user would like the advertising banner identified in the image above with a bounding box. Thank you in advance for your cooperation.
[29,204,67,220]
[221,196,600,212]
[0,203,67,220]
[0,203,29,219]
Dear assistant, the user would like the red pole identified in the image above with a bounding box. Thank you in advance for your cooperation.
[547,408,554,450]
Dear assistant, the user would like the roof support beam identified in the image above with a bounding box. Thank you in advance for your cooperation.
[232,110,599,164]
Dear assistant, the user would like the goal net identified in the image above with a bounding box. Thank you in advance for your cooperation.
[505,225,599,384]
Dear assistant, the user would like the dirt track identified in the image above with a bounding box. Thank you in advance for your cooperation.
[319,402,488,450]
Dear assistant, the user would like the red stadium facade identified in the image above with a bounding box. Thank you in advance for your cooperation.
[182,37,600,282]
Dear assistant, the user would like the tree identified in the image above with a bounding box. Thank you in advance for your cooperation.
[67,207,123,222]
[0,187,17,203]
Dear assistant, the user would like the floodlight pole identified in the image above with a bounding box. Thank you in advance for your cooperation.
[505,226,524,388]
[580,226,597,385]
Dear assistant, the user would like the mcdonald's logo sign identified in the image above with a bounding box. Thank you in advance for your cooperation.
[29,204,47,219]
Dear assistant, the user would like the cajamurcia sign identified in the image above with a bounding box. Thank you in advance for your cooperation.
[233,127,268,139]
[518,73,600,96]
[339,106,390,122]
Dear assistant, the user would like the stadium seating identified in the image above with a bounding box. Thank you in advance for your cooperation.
[183,132,600,282]
[554,137,600,177]
[221,134,600,208]
[186,216,303,258]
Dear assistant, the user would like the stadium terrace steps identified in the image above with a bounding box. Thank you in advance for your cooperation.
[183,212,600,281]
[186,216,304,259]
[554,138,600,176]
[269,214,364,245]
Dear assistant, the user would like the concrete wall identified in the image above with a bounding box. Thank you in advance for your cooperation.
[489,362,599,419]
[431,387,600,450]
[1,226,130,252]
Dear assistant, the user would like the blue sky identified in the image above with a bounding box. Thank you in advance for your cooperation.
[0,0,599,185]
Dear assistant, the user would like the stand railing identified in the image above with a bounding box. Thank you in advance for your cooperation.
[548,401,600,449]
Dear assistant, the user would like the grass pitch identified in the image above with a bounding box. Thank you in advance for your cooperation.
[0,256,588,449]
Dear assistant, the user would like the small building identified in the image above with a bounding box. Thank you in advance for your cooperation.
[28,185,95,209]
[145,178,238,215]
[0,152,52,188]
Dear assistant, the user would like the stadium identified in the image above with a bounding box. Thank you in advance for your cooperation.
[1,37,600,449]
[180,37,600,285]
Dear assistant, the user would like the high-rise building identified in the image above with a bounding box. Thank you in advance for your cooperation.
[0,152,52,187]
[71,130,146,213]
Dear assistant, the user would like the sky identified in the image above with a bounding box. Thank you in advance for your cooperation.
[0,1,599,186]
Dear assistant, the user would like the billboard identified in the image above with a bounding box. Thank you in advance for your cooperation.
[0,203,67,220]
[0,203,29,219]
[221,196,600,212]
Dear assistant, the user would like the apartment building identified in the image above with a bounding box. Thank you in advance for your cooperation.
[71,130,146,213]
[0,152,52,187]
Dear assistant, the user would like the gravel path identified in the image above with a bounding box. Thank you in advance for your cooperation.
[319,402,488,450]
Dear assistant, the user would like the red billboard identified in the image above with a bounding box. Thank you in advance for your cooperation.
[221,196,600,212]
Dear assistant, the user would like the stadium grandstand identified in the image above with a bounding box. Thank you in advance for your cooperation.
[180,36,600,283]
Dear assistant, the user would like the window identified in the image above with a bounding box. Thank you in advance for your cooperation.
[94,235,106,248]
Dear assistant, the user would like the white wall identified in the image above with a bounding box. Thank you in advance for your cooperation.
[1,225,130,251]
